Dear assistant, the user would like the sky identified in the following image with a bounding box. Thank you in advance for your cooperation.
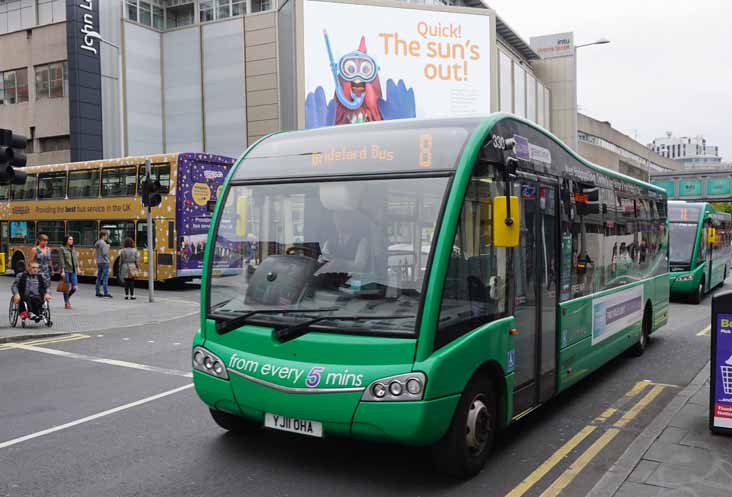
[486,0,731,161]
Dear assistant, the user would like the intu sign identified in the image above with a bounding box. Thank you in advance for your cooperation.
[529,32,575,59]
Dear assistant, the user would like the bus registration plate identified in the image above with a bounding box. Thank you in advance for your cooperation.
[264,413,323,438]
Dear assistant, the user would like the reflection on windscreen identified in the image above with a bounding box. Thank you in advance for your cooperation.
[669,223,698,263]
[208,177,448,335]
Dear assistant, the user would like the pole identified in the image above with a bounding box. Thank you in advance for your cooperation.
[145,159,154,303]
[117,47,125,157]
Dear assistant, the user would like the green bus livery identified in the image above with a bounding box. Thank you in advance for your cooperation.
[668,201,732,304]
[192,115,669,478]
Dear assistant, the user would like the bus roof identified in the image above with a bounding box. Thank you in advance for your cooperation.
[17,152,234,174]
[231,114,665,195]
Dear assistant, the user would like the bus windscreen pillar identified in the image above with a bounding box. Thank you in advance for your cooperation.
[711,291,732,434]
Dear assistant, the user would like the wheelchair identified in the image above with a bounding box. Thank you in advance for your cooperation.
[9,296,52,328]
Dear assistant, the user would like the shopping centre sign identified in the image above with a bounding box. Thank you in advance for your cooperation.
[530,32,574,59]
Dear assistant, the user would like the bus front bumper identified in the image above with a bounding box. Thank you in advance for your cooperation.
[193,370,459,446]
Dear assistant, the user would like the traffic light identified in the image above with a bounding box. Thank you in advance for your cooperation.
[141,175,162,207]
[0,129,27,185]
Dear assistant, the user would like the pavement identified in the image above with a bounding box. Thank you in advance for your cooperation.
[0,278,199,343]
[588,361,732,497]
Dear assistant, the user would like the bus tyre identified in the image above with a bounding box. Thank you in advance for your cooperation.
[690,278,704,305]
[209,408,257,433]
[432,375,496,479]
[629,306,652,357]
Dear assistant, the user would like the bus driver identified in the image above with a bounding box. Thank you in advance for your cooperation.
[318,209,371,274]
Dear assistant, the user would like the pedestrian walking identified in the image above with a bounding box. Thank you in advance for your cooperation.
[119,237,139,300]
[30,233,52,288]
[95,230,112,298]
[59,235,80,309]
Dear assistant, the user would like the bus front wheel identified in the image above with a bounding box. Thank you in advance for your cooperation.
[690,278,704,305]
[209,408,258,433]
[432,375,496,479]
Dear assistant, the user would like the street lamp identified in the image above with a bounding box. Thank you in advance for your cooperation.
[86,31,125,158]
[575,38,611,49]
[572,38,610,149]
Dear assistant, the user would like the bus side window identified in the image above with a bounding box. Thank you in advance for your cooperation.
[435,172,507,350]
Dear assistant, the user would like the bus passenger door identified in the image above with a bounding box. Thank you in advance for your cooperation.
[512,180,558,416]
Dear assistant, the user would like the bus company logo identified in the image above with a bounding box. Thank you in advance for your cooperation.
[203,170,224,181]
[12,206,30,215]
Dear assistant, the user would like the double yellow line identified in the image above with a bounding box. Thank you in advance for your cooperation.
[0,333,89,351]
[505,380,670,497]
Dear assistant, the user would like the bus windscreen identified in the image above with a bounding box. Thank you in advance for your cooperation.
[668,204,702,222]
[669,222,698,263]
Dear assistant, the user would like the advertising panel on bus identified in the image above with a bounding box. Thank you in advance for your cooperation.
[175,154,236,276]
[302,0,492,128]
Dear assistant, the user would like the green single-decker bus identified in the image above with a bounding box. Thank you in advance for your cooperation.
[668,201,732,304]
[192,114,670,478]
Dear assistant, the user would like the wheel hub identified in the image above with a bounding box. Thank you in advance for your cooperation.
[465,396,492,454]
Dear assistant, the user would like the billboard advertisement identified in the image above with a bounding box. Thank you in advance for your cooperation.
[591,285,644,346]
[303,0,492,129]
[712,312,732,431]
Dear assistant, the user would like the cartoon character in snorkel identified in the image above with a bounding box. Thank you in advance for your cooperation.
[324,30,383,125]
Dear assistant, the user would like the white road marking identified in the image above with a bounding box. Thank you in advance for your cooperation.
[97,334,104,338]
[148,340,155,343]
[11,343,193,378]
[173,342,181,346]
[0,384,193,450]
[123,338,130,341]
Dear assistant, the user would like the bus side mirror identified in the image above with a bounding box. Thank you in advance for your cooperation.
[493,196,520,247]
[709,227,717,244]
[235,196,248,237]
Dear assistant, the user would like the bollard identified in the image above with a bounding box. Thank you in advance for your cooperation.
[710,290,732,434]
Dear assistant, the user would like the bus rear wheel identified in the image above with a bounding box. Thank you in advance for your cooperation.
[690,278,704,305]
[629,305,652,357]
[209,408,258,433]
[432,375,496,479]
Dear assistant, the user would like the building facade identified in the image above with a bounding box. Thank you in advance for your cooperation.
[648,132,723,169]
[1,0,556,166]
[578,113,682,181]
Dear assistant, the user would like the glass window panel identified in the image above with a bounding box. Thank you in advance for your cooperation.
[38,172,67,199]
[49,62,64,97]
[10,221,35,244]
[537,83,545,128]
[136,221,156,249]
[38,1,52,24]
[251,0,271,13]
[216,0,231,18]
[35,64,49,99]
[139,1,151,25]
[126,0,138,22]
[68,221,98,247]
[153,6,163,29]
[4,71,17,104]
[11,175,36,200]
[499,51,512,113]
[15,68,28,103]
[101,166,137,197]
[37,221,65,245]
[0,184,8,200]
[0,72,5,104]
[68,169,100,198]
[232,0,245,15]
[166,3,193,28]
[138,163,170,194]
[101,220,135,248]
[7,9,20,31]
[526,73,536,123]
[53,0,65,21]
[513,64,526,117]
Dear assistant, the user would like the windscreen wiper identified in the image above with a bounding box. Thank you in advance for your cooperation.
[275,315,416,343]
[212,308,338,334]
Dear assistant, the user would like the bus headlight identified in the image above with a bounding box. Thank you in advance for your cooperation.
[192,346,229,380]
[361,372,426,402]
[676,274,695,282]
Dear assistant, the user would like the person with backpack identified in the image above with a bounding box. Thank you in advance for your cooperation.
[59,234,80,309]
[11,261,52,323]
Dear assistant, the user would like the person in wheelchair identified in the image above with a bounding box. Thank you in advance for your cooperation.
[11,261,52,323]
